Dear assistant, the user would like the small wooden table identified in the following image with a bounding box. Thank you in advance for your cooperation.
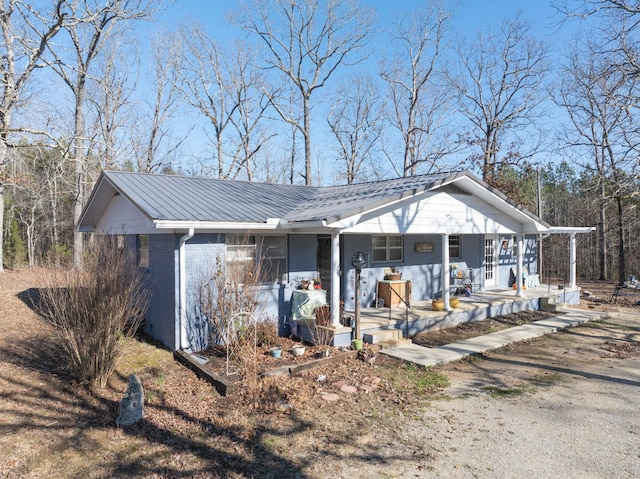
[377,280,411,308]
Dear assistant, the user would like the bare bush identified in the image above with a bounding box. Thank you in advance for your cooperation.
[307,305,334,346]
[195,248,276,381]
[36,235,149,389]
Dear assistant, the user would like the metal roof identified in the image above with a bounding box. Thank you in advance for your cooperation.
[77,169,550,234]
[95,170,457,224]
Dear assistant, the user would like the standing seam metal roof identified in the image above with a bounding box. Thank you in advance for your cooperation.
[101,170,457,224]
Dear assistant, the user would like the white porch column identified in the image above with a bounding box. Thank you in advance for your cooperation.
[330,232,341,327]
[516,233,524,297]
[441,234,451,310]
[569,233,577,289]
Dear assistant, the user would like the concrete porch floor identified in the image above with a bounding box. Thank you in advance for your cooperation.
[346,284,580,342]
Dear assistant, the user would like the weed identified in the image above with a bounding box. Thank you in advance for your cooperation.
[526,373,564,386]
[483,383,532,397]
[401,364,450,394]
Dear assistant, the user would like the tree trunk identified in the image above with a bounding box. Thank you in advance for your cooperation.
[303,95,311,186]
[616,195,625,285]
[598,179,607,281]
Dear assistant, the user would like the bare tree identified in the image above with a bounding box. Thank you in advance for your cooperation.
[88,39,138,171]
[234,0,375,185]
[45,0,156,269]
[327,73,383,184]
[0,0,67,273]
[380,3,459,177]
[557,36,640,283]
[175,24,272,180]
[447,13,550,185]
[133,32,185,173]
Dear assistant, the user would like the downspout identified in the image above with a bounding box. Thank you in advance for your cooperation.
[179,228,195,350]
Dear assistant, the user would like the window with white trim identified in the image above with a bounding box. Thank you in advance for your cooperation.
[449,235,461,259]
[225,235,287,283]
[372,235,403,262]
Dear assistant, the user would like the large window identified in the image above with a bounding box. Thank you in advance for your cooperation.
[449,235,461,259]
[225,235,287,283]
[137,234,149,268]
[260,236,287,283]
[225,235,256,278]
[373,235,403,262]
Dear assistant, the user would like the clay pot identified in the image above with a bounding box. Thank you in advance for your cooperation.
[432,299,445,311]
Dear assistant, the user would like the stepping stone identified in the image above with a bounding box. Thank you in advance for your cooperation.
[340,385,358,394]
[321,393,340,402]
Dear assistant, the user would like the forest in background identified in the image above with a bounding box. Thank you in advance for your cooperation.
[1,0,639,284]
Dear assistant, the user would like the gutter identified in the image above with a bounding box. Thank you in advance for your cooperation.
[178,228,195,350]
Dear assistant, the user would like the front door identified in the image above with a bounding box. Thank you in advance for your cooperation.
[484,236,497,287]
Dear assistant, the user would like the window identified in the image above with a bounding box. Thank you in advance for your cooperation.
[449,235,461,259]
[372,235,403,262]
[225,235,256,278]
[225,234,287,283]
[260,236,287,283]
[137,234,149,268]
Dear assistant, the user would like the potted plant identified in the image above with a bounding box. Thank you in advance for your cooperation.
[384,267,402,281]
[270,346,282,358]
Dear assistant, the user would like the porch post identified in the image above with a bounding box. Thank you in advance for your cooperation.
[330,232,341,327]
[442,234,451,310]
[569,233,577,289]
[516,233,524,297]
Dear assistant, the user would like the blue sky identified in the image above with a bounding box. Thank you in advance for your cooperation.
[147,0,581,180]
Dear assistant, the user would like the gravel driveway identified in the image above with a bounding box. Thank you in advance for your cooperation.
[399,309,640,478]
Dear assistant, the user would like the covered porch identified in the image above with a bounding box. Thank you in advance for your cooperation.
[331,283,580,348]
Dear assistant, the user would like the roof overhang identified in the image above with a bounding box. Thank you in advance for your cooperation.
[547,226,596,234]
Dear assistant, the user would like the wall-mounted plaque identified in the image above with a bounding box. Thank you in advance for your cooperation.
[415,242,433,253]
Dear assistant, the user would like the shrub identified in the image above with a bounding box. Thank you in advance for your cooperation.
[36,235,149,389]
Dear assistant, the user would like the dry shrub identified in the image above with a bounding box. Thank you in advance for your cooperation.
[36,235,149,389]
[195,242,276,382]
[307,305,334,346]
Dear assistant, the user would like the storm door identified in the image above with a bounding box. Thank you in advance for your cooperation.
[484,236,497,287]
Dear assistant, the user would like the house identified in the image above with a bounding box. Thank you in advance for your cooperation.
[78,170,590,352]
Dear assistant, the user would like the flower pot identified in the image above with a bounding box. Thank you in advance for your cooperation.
[270,347,282,358]
[352,339,363,351]
[386,273,402,281]
[292,345,306,356]
[450,297,460,308]
[432,299,445,311]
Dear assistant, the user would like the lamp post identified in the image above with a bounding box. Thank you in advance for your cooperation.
[351,252,367,341]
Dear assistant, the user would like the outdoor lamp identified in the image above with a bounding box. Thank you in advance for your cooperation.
[351,251,367,270]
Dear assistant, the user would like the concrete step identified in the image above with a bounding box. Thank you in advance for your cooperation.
[375,337,413,350]
[540,297,570,312]
[363,328,403,344]
[362,329,413,350]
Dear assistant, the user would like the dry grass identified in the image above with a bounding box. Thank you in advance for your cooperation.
[1,273,637,478]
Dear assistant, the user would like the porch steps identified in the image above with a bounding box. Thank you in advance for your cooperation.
[363,328,412,350]
[540,297,570,313]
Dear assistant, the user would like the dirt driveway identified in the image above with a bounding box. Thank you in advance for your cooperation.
[1,270,639,478]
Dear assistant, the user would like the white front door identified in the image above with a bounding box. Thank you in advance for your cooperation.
[484,236,497,287]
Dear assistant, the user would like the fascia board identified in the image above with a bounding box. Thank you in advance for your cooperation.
[153,220,282,230]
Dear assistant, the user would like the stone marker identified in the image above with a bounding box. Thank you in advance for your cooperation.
[116,374,144,426]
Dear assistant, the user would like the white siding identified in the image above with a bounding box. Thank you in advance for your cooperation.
[96,195,156,234]
[340,191,522,235]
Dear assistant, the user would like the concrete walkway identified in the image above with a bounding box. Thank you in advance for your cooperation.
[381,309,609,367]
